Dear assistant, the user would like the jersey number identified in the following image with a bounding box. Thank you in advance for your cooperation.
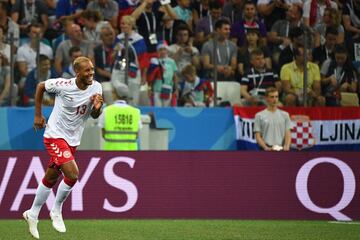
[76,105,87,115]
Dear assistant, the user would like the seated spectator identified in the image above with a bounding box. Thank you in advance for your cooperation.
[158,14,186,45]
[148,41,178,107]
[230,0,267,48]
[94,24,116,83]
[168,24,200,79]
[223,0,243,24]
[303,0,337,28]
[312,26,337,67]
[320,44,358,106]
[280,46,325,106]
[55,0,86,23]
[51,17,73,53]
[86,0,119,30]
[241,48,280,106]
[194,1,223,50]
[201,19,237,82]
[238,29,272,77]
[81,9,111,45]
[0,53,11,106]
[11,0,48,39]
[23,54,58,106]
[192,0,210,27]
[178,64,213,107]
[313,7,344,48]
[342,0,360,64]
[0,1,20,49]
[54,23,94,75]
[62,46,83,78]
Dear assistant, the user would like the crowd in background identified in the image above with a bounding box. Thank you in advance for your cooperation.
[0,0,359,107]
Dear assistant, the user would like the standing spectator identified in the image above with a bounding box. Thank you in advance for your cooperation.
[280,46,325,106]
[62,46,83,78]
[254,87,291,151]
[94,24,116,83]
[159,14,186,45]
[230,0,267,48]
[11,0,49,39]
[302,0,337,28]
[86,0,119,30]
[55,0,86,22]
[320,44,358,106]
[0,1,20,49]
[0,53,11,106]
[131,0,177,54]
[98,81,142,150]
[54,23,94,75]
[173,0,192,29]
[223,0,243,24]
[168,24,200,79]
[192,0,210,27]
[81,9,111,45]
[201,19,237,82]
[312,26,337,67]
[241,48,280,106]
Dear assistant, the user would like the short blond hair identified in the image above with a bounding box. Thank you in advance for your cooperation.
[121,15,136,28]
[73,56,91,71]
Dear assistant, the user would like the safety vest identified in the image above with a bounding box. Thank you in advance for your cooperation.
[103,104,140,151]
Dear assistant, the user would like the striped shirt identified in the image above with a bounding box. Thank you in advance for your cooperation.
[241,68,279,96]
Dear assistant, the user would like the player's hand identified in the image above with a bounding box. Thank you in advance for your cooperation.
[91,94,103,110]
[33,115,46,131]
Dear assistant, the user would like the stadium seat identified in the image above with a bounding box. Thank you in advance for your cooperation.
[211,81,242,106]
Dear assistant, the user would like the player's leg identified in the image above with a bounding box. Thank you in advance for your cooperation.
[50,160,79,233]
[23,167,60,239]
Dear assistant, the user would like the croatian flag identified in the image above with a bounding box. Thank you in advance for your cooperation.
[233,107,360,151]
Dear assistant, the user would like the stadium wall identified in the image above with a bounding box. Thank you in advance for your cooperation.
[0,151,359,220]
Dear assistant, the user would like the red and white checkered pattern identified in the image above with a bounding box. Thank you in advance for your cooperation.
[291,121,316,150]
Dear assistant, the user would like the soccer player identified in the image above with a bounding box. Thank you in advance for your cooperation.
[23,57,103,239]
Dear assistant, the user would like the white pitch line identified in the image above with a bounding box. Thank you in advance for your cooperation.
[328,221,360,225]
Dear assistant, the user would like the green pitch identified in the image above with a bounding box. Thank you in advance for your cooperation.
[1,219,359,240]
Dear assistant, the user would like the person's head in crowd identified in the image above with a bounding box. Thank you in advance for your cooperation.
[265,87,279,107]
[157,40,169,58]
[141,0,153,11]
[289,27,304,48]
[120,15,135,34]
[100,24,116,47]
[250,48,266,71]
[81,10,102,31]
[38,54,51,75]
[322,7,341,27]
[69,46,83,63]
[293,46,311,66]
[175,24,192,45]
[245,28,260,46]
[98,0,110,7]
[0,1,9,18]
[286,4,303,22]
[177,0,191,8]
[324,26,338,49]
[60,17,75,36]
[209,1,223,21]
[333,44,349,67]
[181,64,197,83]
[69,23,83,43]
[215,19,231,41]
[243,1,257,21]
[27,22,43,42]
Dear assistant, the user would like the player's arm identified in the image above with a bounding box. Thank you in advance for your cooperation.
[255,132,271,151]
[90,94,103,119]
[283,129,291,151]
[34,82,46,130]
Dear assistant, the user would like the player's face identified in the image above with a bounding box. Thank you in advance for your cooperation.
[77,60,94,86]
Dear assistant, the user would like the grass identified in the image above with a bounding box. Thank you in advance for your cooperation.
[1,219,359,240]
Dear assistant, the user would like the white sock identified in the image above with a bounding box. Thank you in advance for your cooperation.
[51,180,73,215]
[29,182,52,219]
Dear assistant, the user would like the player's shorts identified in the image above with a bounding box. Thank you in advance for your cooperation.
[44,138,77,170]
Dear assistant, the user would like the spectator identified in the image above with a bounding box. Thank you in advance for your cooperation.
[159,14,186,45]
[54,23,94,75]
[312,26,337,67]
[148,41,178,107]
[0,1,20,49]
[112,15,148,106]
[51,17,74,53]
[192,0,210,27]
[201,19,237,82]
[280,46,325,106]
[11,0,49,39]
[173,0,192,29]
[131,0,177,54]
[241,48,280,106]
[0,53,11,106]
[302,0,337,28]
[81,9,111,45]
[86,0,119,30]
[16,23,53,88]
[238,29,272,77]
[118,0,140,26]
[62,46,83,78]
[320,44,358,106]
[278,27,305,71]
[342,0,360,63]
[23,54,58,106]
[313,7,344,48]
[178,64,213,107]
[0,26,11,61]
[230,0,267,48]
[254,87,291,151]
[94,24,116,83]
[194,0,223,50]
[55,0,86,22]
[223,0,243,24]
[168,24,200,79]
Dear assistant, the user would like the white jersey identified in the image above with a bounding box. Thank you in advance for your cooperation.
[44,77,102,146]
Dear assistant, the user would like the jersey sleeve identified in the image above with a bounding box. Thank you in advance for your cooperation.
[44,78,63,94]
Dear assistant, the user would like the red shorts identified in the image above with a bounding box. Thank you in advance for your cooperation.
[44,138,77,169]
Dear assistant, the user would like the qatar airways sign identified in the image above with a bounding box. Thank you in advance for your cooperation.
[0,151,359,220]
